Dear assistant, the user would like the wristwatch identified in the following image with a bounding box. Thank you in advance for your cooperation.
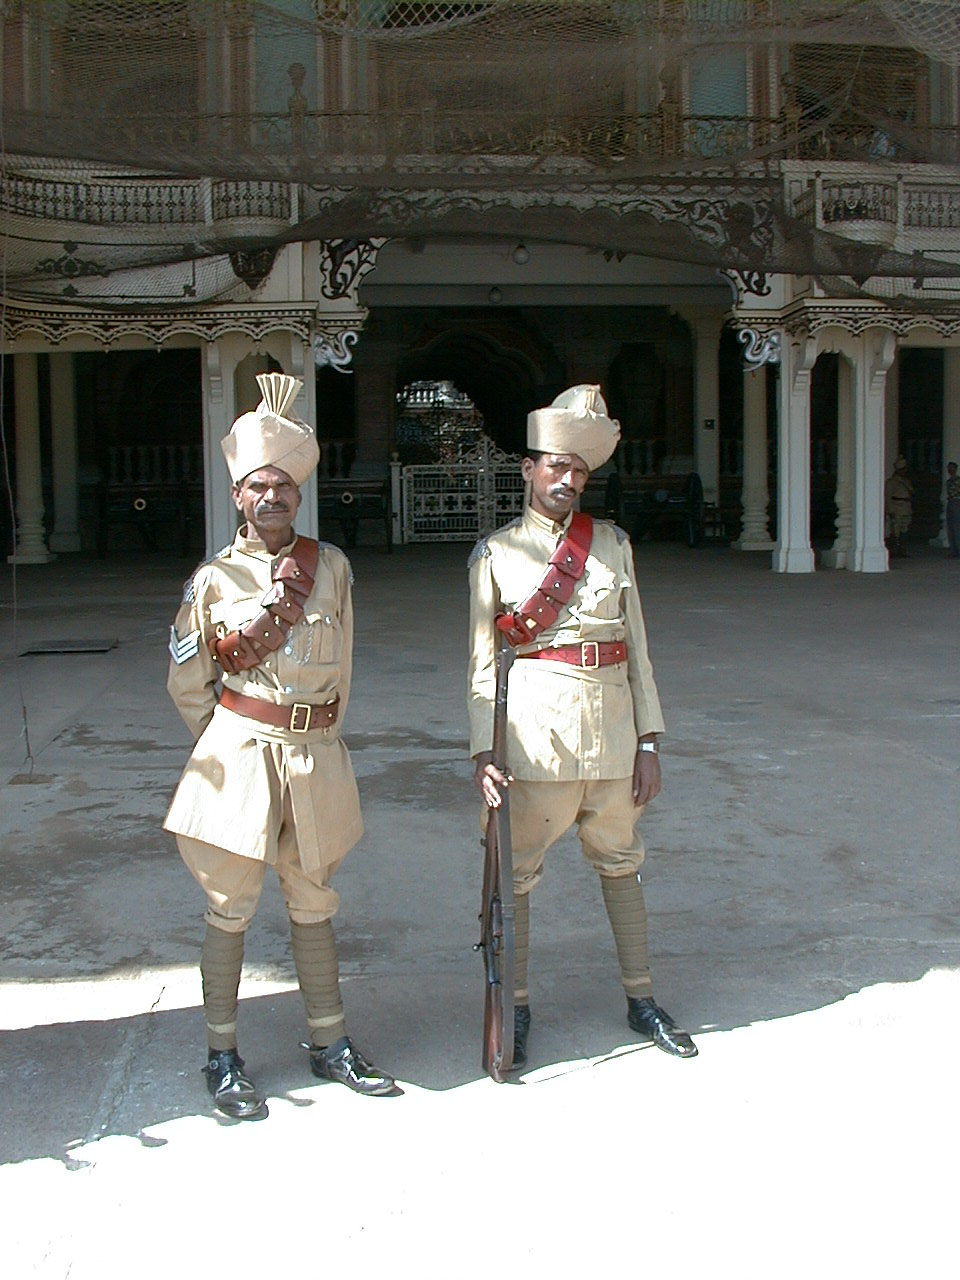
[639,740,660,755]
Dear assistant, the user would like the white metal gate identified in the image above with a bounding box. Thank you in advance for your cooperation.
[391,435,524,544]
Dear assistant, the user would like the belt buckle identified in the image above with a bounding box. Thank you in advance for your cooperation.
[289,703,311,732]
[581,641,600,669]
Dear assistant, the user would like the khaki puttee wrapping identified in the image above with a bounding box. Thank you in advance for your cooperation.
[201,923,245,1051]
[513,891,530,1002]
[290,919,346,1047]
[600,873,654,998]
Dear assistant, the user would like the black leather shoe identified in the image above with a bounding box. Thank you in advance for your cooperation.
[306,1036,401,1096]
[510,1004,531,1070]
[626,998,698,1058]
[202,1049,268,1120]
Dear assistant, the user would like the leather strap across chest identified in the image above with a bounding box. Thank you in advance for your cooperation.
[495,512,593,647]
[211,536,320,675]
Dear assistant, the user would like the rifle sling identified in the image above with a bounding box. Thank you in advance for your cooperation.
[211,535,320,675]
[495,512,594,647]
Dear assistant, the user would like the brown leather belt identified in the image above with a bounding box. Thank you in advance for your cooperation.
[517,641,627,670]
[219,686,340,732]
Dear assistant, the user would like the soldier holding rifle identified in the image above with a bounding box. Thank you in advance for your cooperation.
[468,386,697,1070]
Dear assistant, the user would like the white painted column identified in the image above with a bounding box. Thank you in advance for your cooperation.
[821,356,854,569]
[733,365,773,550]
[884,346,899,481]
[289,336,319,541]
[934,347,960,546]
[773,334,817,573]
[849,329,895,573]
[689,313,723,505]
[48,352,81,553]
[8,353,54,565]
[201,340,239,559]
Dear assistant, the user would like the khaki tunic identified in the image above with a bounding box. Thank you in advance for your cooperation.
[164,527,363,875]
[467,506,665,781]
[885,471,913,536]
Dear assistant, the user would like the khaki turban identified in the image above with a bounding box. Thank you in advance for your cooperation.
[221,373,320,487]
[526,385,620,472]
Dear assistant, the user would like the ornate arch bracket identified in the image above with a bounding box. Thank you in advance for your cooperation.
[310,238,387,372]
[737,327,781,369]
[313,323,362,373]
[319,238,387,301]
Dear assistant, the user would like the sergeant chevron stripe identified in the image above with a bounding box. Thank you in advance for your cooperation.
[169,626,201,664]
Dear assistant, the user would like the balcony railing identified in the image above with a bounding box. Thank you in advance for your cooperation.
[2,174,201,224]
[210,180,290,223]
[785,166,960,244]
[0,174,291,229]
[0,108,807,174]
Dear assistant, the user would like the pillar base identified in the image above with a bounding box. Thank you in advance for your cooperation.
[773,546,816,573]
[732,537,775,552]
[850,546,888,573]
[49,532,81,553]
[820,546,850,569]
[8,550,56,565]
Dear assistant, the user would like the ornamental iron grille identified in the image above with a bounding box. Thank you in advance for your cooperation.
[394,434,524,543]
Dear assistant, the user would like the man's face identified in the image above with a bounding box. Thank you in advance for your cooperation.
[521,452,590,520]
[232,465,301,539]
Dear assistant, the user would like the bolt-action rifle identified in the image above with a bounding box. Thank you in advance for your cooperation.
[474,640,516,1082]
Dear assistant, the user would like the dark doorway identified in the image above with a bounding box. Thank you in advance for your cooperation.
[396,311,561,455]
[898,348,943,540]
[810,352,839,544]
[75,348,203,554]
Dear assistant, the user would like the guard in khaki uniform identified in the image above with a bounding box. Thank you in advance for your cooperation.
[165,372,397,1119]
[468,386,697,1067]
[885,455,914,556]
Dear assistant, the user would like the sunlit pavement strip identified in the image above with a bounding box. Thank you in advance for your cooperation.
[0,968,295,1029]
[3,969,957,1280]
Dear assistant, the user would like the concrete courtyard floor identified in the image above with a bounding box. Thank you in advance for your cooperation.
[1,537,959,1278]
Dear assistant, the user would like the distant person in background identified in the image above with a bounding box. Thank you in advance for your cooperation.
[945,461,960,559]
[885,455,914,557]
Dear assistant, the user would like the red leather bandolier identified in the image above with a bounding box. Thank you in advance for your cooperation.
[495,512,594,647]
[210,536,320,674]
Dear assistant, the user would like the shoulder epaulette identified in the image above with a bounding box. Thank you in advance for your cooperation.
[181,543,231,604]
[316,540,354,585]
[594,517,630,546]
[467,538,491,569]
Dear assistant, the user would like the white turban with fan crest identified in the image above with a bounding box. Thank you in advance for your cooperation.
[221,373,320,486]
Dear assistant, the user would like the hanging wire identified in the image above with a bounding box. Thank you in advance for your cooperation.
[0,81,36,775]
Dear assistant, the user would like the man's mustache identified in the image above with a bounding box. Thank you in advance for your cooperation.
[255,501,289,514]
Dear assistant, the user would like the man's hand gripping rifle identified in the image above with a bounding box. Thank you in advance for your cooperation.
[475,640,516,1082]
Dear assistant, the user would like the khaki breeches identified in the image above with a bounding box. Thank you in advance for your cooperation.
[495,777,645,894]
[177,787,341,932]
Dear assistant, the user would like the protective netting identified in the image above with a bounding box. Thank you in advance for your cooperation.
[880,0,960,66]
[2,0,960,303]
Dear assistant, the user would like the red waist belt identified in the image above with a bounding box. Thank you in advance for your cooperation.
[219,686,340,732]
[516,641,627,670]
